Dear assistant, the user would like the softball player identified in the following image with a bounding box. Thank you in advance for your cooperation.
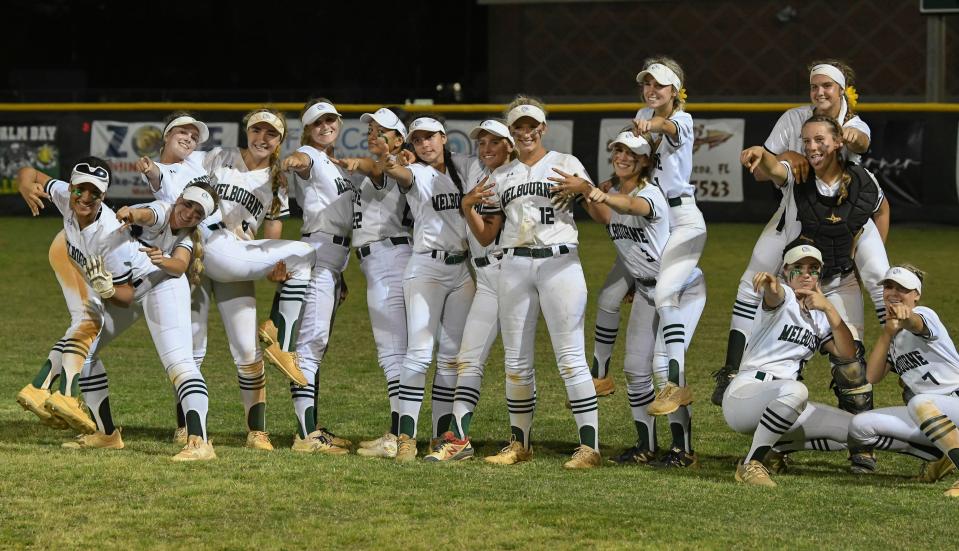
[15,231,95,430]
[332,107,413,459]
[425,119,513,462]
[142,110,317,451]
[713,60,889,407]
[633,57,706,415]
[848,266,959,497]
[740,114,887,472]
[468,97,600,469]
[279,99,357,455]
[575,132,706,467]
[723,245,857,487]
[19,158,215,460]
[364,115,475,462]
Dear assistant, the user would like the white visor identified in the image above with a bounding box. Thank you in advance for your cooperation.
[469,120,514,146]
[809,64,846,90]
[163,116,210,144]
[181,185,217,219]
[608,131,651,157]
[70,162,110,193]
[302,102,342,126]
[782,244,823,269]
[881,266,922,294]
[360,108,408,139]
[635,63,682,90]
[246,111,285,138]
[506,104,547,127]
[407,117,445,141]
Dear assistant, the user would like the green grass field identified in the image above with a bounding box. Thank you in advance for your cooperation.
[2,217,958,549]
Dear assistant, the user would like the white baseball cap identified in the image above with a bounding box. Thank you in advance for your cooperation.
[635,63,682,91]
[881,266,922,294]
[782,244,823,269]
[407,117,445,141]
[163,115,210,144]
[302,102,342,126]
[70,162,110,193]
[608,131,651,157]
[181,185,217,218]
[360,108,408,140]
[469,120,514,146]
[506,104,547,127]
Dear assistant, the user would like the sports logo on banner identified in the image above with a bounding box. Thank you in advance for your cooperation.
[90,121,238,199]
[283,119,574,158]
[0,124,59,195]
[597,118,744,202]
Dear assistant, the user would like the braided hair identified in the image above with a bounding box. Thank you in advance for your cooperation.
[242,108,287,218]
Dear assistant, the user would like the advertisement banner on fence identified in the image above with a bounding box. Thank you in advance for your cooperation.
[597,118,744,202]
[861,120,924,207]
[0,123,59,195]
[283,118,574,159]
[90,121,239,199]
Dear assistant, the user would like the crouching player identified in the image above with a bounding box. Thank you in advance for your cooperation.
[722,245,857,487]
[849,266,959,497]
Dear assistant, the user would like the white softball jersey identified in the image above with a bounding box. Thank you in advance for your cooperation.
[490,151,590,248]
[889,307,959,396]
[404,160,469,253]
[738,286,835,380]
[204,147,289,240]
[131,200,194,255]
[149,150,210,204]
[764,105,871,164]
[635,108,694,199]
[464,157,503,259]
[605,183,670,281]
[46,179,158,289]
[351,174,412,248]
[290,146,357,238]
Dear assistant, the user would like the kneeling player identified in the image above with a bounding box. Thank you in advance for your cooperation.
[848,266,959,497]
[722,245,857,487]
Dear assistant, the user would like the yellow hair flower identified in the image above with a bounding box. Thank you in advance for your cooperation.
[679,87,688,102]
[845,86,858,109]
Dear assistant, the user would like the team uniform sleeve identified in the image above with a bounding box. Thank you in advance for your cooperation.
[402,163,429,196]
[663,112,693,151]
[844,116,871,140]
[44,179,71,215]
[914,307,941,342]
[638,186,663,221]
[778,161,796,190]
[142,201,170,231]
[763,110,795,155]
[173,232,194,255]
[103,245,135,287]
[563,154,593,185]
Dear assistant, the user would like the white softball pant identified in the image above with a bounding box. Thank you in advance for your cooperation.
[655,201,707,309]
[296,232,352,380]
[498,246,591,386]
[358,238,412,384]
[402,253,475,376]
[723,374,852,445]
[456,256,502,378]
[849,394,959,459]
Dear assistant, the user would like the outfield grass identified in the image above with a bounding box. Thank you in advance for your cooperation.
[1,217,958,549]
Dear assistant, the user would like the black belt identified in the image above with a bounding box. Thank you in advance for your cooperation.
[356,236,411,260]
[636,276,656,287]
[472,253,503,268]
[508,245,570,258]
[301,231,351,247]
[430,250,467,265]
[667,195,695,207]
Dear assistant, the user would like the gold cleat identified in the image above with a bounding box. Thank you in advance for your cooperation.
[292,431,348,455]
[395,435,418,462]
[44,392,96,434]
[357,433,397,458]
[172,436,217,462]
[62,429,124,450]
[916,455,956,483]
[17,385,65,427]
[246,430,274,451]
[647,382,693,416]
[592,376,616,397]
[563,445,602,469]
[257,320,308,386]
[484,437,533,465]
[173,427,188,445]
[736,460,777,487]
[316,427,351,448]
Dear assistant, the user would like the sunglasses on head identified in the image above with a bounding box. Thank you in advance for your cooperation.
[74,163,109,180]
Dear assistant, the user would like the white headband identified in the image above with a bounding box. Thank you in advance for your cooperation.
[810,64,846,90]
[506,104,547,127]
[882,266,922,295]
[246,111,285,138]
[302,102,342,126]
[181,186,217,219]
